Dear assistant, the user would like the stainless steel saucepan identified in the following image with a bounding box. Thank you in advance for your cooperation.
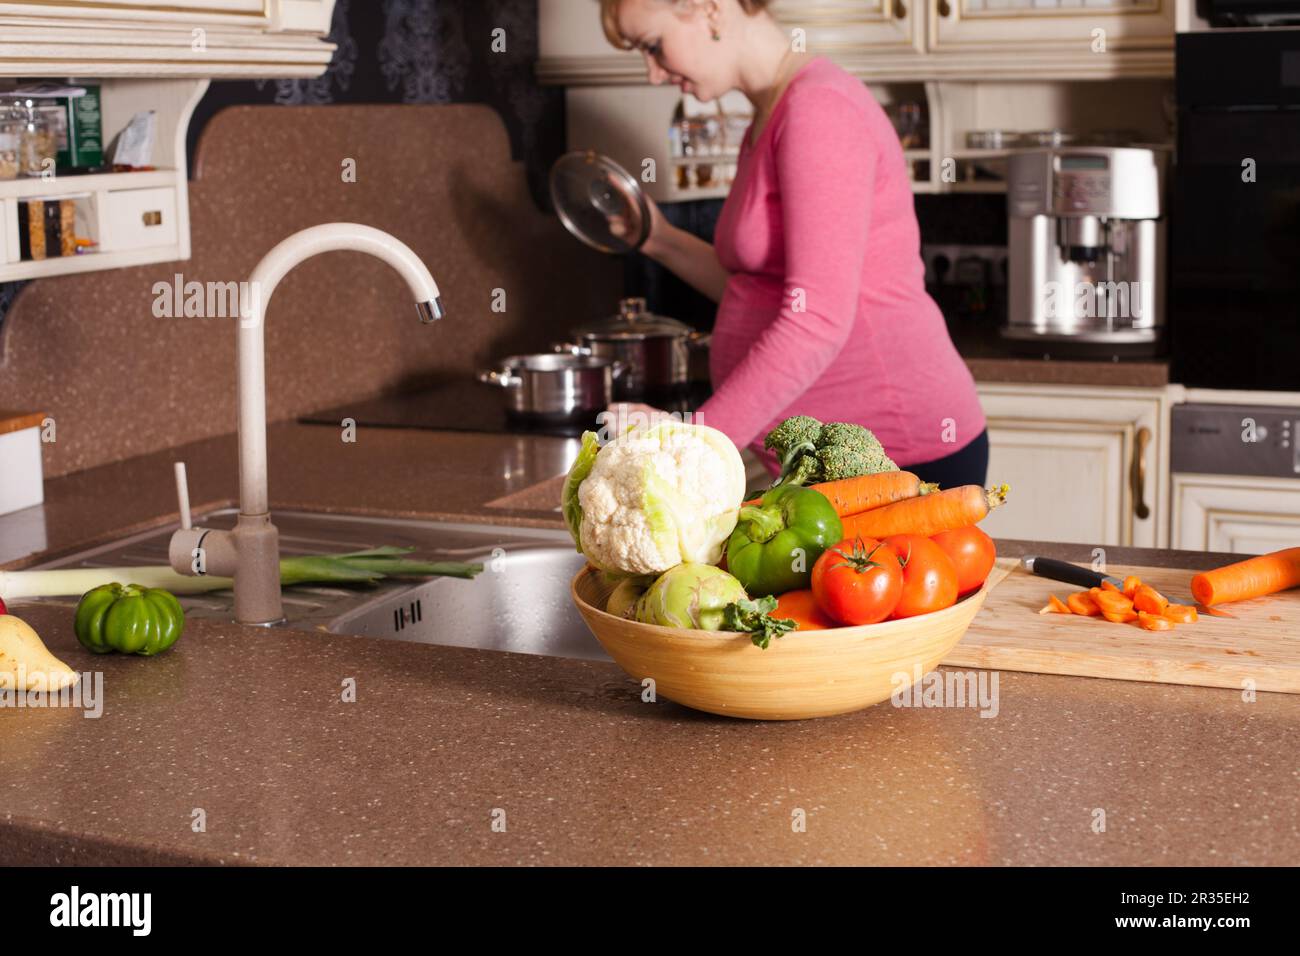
[477,352,626,418]
[554,297,710,401]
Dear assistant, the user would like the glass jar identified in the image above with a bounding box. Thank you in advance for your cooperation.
[0,110,20,181]
[11,99,63,177]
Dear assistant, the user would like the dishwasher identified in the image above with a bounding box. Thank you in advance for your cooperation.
[1170,403,1300,553]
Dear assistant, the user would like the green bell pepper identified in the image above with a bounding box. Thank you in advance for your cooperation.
[725,485,843,597]
[74,582,185,656]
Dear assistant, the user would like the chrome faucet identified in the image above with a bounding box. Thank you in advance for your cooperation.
[168,223,444,625]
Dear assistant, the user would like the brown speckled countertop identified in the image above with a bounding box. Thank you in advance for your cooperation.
[953,329,1171,388]
[1,424,1296,866]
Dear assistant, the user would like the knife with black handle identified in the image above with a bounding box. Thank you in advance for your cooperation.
[1020,556,1121,590]
[1019,556,1236,618]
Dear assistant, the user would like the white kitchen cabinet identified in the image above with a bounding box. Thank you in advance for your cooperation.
[0,1,333,30]
[0,1,265,19]
[102,185,179,253]
[929,0,1175,52]
[770,0,923,54]
[0,1,336,77]
[976,383,1173,548]
[1172,476,1300,554]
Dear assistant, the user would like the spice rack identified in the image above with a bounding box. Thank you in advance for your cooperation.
[0,78,207,283]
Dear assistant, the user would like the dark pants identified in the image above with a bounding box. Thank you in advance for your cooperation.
[906,429,989,489]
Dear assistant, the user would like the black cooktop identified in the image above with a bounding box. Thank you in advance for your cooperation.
[299,379,714,438]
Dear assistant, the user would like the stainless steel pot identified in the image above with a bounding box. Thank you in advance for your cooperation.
[477,352,626,418]
[555,297,710,401]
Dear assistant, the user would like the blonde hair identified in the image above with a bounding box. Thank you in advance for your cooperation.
[599,0,774,50]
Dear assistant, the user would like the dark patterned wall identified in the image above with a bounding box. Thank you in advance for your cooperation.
[0,0,565,339]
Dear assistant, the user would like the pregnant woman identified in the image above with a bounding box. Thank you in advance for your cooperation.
[598,0,989,488]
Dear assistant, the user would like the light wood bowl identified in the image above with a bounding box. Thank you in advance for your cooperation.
[571,562,1012,721]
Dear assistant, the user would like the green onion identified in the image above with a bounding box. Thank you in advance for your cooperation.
[0,547,483,600]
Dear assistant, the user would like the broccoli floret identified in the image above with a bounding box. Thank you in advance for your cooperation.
[816,424,897,480]
[815,421,870,452]
[764,415,822,459]
[816,446,865,481]
[764,416,823,486]
[763,416,897,488]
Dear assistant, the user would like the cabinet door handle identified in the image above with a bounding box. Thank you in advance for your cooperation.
[936,0,952,16]
[893,0,907,17]
[1131,425,1151,521]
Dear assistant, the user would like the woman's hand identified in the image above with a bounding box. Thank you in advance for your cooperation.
[608,192,670,257]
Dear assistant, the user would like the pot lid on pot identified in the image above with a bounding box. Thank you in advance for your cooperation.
[549,150,650,255]
[572,297,696,340]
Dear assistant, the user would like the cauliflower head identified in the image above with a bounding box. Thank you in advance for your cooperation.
[563,421,746,575]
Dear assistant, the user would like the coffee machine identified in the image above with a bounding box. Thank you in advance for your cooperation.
[1004,147,1166,356]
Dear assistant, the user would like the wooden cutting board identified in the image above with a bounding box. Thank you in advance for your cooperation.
[943,558,1300,694]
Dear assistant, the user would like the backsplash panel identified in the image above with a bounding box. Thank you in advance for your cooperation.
[0,103,621,478]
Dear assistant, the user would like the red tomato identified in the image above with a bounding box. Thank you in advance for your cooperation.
[882,534,959,619]
[774,589,836,631]
[930,526,997,596]
[0,596,7,615]
[811,537,903,626]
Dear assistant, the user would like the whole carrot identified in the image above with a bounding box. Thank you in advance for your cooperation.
[806,471,938,517]
[1190,547,1300,606]
[840,484,1009,539]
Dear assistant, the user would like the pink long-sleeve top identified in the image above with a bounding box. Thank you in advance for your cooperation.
[695,56,986,476]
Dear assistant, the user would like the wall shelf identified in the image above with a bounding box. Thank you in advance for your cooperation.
[0,77,207,282]
[0,2,336,283]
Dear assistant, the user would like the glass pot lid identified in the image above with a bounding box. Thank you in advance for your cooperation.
[572,297,695,341]
[549,150,650,255]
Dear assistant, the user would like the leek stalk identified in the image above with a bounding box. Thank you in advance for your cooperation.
[0,547,483,600]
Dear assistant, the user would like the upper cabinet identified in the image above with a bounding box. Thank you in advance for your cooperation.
[540,0,1173,83]
[769,0,922,55]
[0,0,337,78]
[928,0,1175,52]
[0,1,267,18]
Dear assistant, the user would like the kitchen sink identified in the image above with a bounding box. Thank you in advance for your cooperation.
[330,544,604,659]
[28,509,607,661]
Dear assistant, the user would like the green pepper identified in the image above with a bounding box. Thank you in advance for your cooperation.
[725,485,843,597]
[74,583,185,656]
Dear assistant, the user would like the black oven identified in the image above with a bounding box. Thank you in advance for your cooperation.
[1171,29,1300,390]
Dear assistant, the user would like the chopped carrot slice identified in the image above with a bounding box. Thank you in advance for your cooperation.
[1101,580,1121,592]
[1137,610,1174,631]
[1038,594,1072,615]
[1067,591,1101,616]
[1163,604,1198,624]
[1091,588,1134,616]
[1122,575,1142,598]
[1102,608,1139,624]
[1133,585,1169,615]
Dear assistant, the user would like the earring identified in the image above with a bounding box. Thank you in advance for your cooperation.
[711,28,721,41]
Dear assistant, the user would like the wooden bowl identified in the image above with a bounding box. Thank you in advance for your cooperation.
[571,563,1011,721]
